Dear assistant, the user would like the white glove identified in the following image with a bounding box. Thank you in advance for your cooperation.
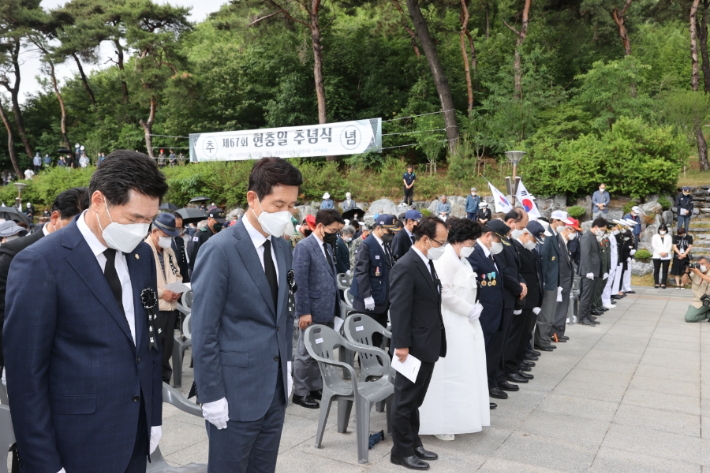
[364,296,375,311]
[586,272,594,280]
[287,361,293,398]
[513,310,523,315]
[603,272,609,280]
[58,470,66,473]
[150,426,162,454]
[202,397,229,430]
[630,249,636,256]
[468,302,483,322]
[532,307,541,315]
[557,286,563,302]
[346,270,351,276]
[2,367,5,387]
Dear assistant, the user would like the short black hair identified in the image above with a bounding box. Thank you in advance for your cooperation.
[447,218,483,244]
[248,157,303,200]
[658,223,668,233]
[52,187,90,219]
[351,220,360,230]
[89,150,168,205]
[505,208,526,222]
[315,209,344,227]
[678,227,687,235]
[414,216,446,242]
[592,217,608,228]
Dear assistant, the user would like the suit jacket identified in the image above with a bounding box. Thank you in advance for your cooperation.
[171,235,190,282]
[349,235,392,314]
[467,243,504,335]
[493,237,524,310]
[293,234,339,324]
[389,248,446,363]
[513,239,542,309]
[3,218,161,473]
[391,228,414,262]
[540,229,560,291]
[0,228,44,366]
[578,230,601,277]
[191,219,292,421]
[335,236,350,274]
[557,235,574,289]
[567,237,580,267]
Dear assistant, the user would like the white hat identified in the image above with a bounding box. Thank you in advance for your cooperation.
[539,221,553,237]
[612,219,626,226]
[480,201,488,207]
[80,145,85,150]
[632,206,641,214]
[0,221,26,238]
[550,210,573,225]
[345,192,351,198]
[323,192,330,199]
[624,218,638,226]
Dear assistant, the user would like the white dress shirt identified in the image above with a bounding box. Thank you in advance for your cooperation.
[476,238,499,271]
[373,233,387,253]
[42,223,51,236]
[77,212,136,345]
[242,216,279,283]
[312,232,329,260]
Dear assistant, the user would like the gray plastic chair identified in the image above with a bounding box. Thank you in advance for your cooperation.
[336,273,352,291]
[147,383,205,472]
[0,405,15,469]
[304,325,393,464]
[173,290,193,388]
[340,290,356,320]
[343,314,392,383]
[0,383,8,405]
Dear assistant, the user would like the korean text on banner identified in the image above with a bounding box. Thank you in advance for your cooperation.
[189,118,382,162]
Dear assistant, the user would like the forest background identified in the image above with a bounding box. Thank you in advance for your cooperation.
[0,0,709,208]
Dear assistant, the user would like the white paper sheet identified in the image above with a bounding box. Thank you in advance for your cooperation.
[391,353,422,383]
[333,316,344,333]
[164,282,191,294]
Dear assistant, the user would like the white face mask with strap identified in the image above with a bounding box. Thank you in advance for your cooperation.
[97,199,150,253]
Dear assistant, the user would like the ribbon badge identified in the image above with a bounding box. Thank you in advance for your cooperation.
[141,288,161,352]
[287,269,298,316]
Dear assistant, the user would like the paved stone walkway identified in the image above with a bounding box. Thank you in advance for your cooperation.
[161,286,707,472]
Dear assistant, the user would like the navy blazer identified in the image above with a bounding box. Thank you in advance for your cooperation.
[467,243,504,335]
[540,229,560,291]
[350,235,392,313]
[493,238,524,310]
[191,219,292,421]
[293,234,339,324]
[3,218,162,473]
[390,228,413,261]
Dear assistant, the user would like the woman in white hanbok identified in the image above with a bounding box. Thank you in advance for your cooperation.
[419,218,490,440]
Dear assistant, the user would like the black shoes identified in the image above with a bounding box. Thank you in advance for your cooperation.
[292,394,320,409]
[499,381,520,391]
[528,349,541,356]
[523,360,536,367]
[507,373,529,384]
[525,354,540,361]
[626,290,636,294]
[490,402,497,409]
[519,365,532,372]
[559,335,569,341]
[517,370,534,380]
[414,446,438,461]
[310,389,322,400]
[535,344,554,352]
[489,387,508,399]
[580,317,597,326]
[391,454,429,470]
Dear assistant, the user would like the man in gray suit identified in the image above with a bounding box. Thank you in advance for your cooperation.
[292,208,344,409]
[578,217,608,326]
[191,157,302,473]
[551,221,576,342]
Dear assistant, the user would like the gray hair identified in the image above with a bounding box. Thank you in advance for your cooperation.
[197,219,208,230]
[341,225,355,236]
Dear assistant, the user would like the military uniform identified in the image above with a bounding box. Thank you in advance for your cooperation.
[593,236,610,311]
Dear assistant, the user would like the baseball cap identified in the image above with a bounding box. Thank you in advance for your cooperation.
[0,221,27,238]
[480,201,488,207]
[632,206,641,214]
[323,192,330,199]
[526,220,545,240]
[404,209,423,221]
[487,219,510,238]
[471,187,477,192]
[305,214,316,231]
[375,214,398,229]
[566,217,582,232]
[207,207,226,223]
[683,186,691,192]
[550,210,573,225]
[153,212,181,237]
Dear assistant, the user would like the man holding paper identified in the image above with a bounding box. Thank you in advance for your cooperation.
[389,217,448,471]
[146,212,184,383]
[676,187,694,231]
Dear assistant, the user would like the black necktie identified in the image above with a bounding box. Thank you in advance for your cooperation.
[263,239,279,308]
[103,249,123,311]
[323,242,334,270]
[428,259,438,283]
[410,235,415,244]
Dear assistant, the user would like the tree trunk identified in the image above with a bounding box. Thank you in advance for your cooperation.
[46,60,71,151]
[692,0,702,92]
[309,1,334,161]
[612,0,633,56]
[0,104,21,177]
[460,0,474,113]
[699,0,710,92]
[505,0,531,100]
[6,39,33,160]
[72,53,97,108]
[485,2,490,39]
[139,96,157,158]
[405,0,460,150]
[114,40,130,104]
[391,0,421,57]
[696,127,709,171]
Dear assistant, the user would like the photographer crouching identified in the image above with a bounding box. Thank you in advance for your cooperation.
[684,257,710,322]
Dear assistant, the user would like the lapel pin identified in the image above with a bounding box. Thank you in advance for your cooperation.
[135,254,140,260]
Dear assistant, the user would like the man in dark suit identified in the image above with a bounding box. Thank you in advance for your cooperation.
[4,151,167,473]
[171,212,190,282]
[292,209,344,409]
[391,209,422,261]
[350,214,398,344]
[551,222,576,340]
[389,217,447,470]
[191,158,301,473]
[578,217,608,326]
[467,224,506,400]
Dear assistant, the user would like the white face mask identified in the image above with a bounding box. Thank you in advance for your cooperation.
[659,231,667,235]
[490,241,504,255]
[460,245,474,258]
[97,200,150,254]
[524,240,537,251]
[567,232,577,240]
[701,265,708,273]
[426,240,446,260]
[253,197,292,237]
[511,229,524,240]
[343,236,352,242]
[612,229,620,235]
[158,235,173,249]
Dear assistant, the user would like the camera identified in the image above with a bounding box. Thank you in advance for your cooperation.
[689,263,701,270]
[701,294,710,307]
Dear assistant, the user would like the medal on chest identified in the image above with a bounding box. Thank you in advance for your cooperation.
[481,274,487,286]
[375,266,381,277]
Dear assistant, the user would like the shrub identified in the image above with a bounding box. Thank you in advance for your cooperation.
[622,200,639,215]
[634,249,652,262]
[566,206,587,220]
[420,208,431,217]
[658,196,672,210]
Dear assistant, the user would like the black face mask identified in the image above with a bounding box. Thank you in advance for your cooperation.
[323,231,338,244]
[381,232,394,243]
[212,222,223,233]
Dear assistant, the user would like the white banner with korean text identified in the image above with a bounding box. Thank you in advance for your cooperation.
[189,118,382,162]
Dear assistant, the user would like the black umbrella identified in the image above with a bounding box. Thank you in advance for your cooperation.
[0,207,32,226]
[176,208,207,224]
[159,202,179,211]
[342,208,365,222]
[189,196,211,203]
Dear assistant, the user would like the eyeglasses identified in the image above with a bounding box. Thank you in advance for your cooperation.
[430,238,447,247]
